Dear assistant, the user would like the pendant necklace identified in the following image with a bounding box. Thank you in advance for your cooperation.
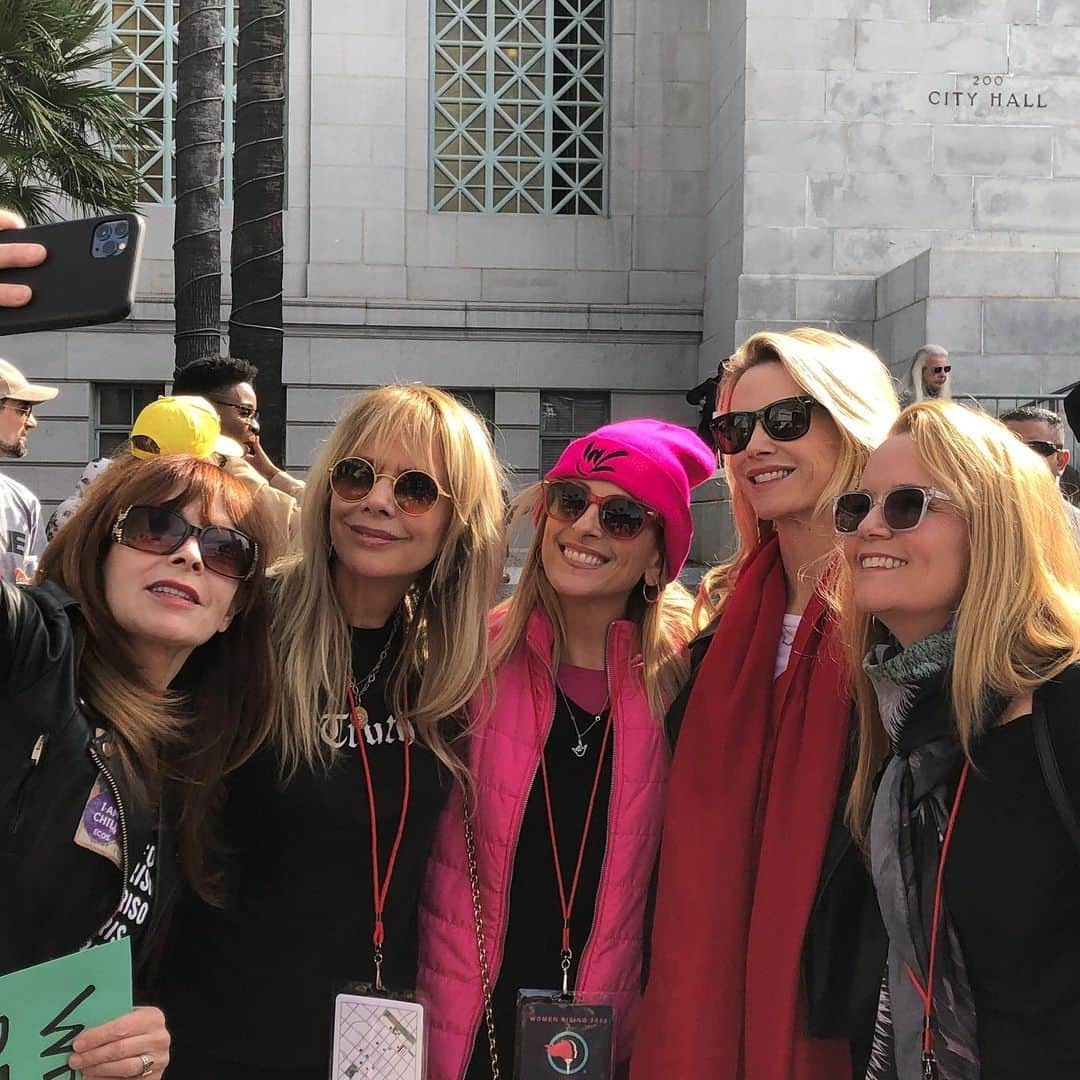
[556,683,608,758]
[348,614,400,727]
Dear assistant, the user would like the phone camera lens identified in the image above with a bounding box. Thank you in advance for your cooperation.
[113,221,129,238]
[98,224,113,240]
[102,239,117,255]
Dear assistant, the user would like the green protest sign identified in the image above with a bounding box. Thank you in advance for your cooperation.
[0,939,132,1079]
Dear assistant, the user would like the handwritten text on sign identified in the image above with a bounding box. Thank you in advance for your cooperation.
[0,939,131,1079]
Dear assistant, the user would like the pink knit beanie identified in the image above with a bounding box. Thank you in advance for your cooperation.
[545,418,716,580]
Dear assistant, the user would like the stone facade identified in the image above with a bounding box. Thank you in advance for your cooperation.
[708,0,1080,395]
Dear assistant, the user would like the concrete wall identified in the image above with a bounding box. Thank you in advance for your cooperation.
[3,0,714,517]
[873,246,1080,397]
[713,0,1080,357]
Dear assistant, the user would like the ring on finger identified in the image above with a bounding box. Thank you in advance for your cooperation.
[137,1053,154,1077]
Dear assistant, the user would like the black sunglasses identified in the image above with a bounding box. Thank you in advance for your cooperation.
[710,395,818,456]
[543,479,660,540]
[329,457,450,516]
[1022,439,1064,457]
[833,485,953,534]
[931,366,951,374]
[111,505,259,581]
[209,398,258,421]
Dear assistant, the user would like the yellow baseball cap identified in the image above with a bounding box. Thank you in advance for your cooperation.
[129,396,245,461]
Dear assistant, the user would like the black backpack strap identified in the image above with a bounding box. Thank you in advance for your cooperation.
[1033,691,1080,858]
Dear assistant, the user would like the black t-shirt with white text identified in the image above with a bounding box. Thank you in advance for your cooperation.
[159,620,454,1070]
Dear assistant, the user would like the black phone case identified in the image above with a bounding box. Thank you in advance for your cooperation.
[0,213,144,336]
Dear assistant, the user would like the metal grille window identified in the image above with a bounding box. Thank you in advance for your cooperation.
[431,0,608,214]
[540,392,608,473]
[95,383,166,457]
[107,0,239,204]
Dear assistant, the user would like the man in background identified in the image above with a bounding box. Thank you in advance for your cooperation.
[900,344,951,407]
[0,357,58,579]
[171,356,304,558]
[1001,405,1080,546]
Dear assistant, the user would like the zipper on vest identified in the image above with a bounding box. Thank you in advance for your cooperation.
[10,733,47,837]
[88,742,130,930]
[574,621,619,990]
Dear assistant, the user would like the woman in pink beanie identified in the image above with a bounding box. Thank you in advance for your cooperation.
[417,419,715,1079]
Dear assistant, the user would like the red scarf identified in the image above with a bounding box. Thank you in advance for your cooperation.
[632,536,851,1080]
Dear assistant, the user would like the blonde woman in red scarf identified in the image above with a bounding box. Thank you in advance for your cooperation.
[632,329,899,1080]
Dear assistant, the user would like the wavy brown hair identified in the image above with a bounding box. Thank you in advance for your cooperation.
[39,453,277,902]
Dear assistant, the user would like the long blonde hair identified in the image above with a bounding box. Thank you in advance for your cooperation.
[271,385,508,781]
[695,328,900,628]
[840,401,1080,844]
[493,484,696,722]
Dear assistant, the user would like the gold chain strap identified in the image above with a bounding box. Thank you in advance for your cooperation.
[464,812,501,1080]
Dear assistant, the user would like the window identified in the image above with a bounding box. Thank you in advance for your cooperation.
[95,383,166,457]
[446,388,496,429]
[540,392,608,473]
[431,0,608,214]
[106,0,239,204]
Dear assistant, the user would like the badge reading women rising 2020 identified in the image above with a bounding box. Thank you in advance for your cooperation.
[514,991,613,1079]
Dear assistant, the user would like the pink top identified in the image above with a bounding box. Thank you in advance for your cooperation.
[556,662,609,714]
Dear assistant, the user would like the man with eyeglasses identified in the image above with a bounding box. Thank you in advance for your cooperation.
[1001,405,1080,546]
[0,357,58,580]
[171,355,304,558]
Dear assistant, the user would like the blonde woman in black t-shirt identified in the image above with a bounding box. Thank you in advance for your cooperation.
[162,384,507,1080]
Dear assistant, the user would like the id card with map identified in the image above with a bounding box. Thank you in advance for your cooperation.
[331,991,426,1080]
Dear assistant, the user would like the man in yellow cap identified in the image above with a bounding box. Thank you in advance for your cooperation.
[0,356,59,580]
[129,395,246,461]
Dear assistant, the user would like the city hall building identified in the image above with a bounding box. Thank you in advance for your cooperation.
[5,0,1080,558]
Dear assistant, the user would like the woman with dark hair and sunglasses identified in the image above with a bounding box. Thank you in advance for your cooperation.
[633,330,899,1080]
[0,453,274,1080]
[833,401,1080,1080]
[159,385,507,1080]
[416,419,715,1079]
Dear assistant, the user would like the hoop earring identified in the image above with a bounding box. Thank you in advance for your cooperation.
[642,580,660,604]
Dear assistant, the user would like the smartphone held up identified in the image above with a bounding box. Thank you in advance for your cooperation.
[0,213,145,336]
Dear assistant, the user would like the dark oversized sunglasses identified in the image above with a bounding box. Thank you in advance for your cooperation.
[931,366,951,374]
[543,479,660,541]
[1021,439,1064,458]
[329,456,450,516]
[710,395,818,456]
[111,505,259,580]
[833,485,953,535]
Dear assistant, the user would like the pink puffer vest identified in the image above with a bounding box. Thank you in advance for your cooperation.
[416,607,671,1079]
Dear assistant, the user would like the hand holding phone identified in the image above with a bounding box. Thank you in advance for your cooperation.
[0,213,144,336]
[0,210,47,307]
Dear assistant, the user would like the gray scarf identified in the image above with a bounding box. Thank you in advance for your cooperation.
[863,627,984,1080]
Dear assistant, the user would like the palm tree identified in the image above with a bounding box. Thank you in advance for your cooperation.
[229,0,285,461]
[0,0,151,223]
[174,0,224,365]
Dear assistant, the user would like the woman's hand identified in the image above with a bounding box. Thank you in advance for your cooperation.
[68,1005,171,1078]
[0,209,46,307]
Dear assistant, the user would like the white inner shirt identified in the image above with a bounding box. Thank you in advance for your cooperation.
[774,613,802,679]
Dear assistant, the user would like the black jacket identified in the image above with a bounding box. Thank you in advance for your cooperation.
[0,580,175,985]
[664,623,887,1075]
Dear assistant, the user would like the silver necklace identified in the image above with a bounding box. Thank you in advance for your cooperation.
[556,684,608,758]
[348,615,400,727]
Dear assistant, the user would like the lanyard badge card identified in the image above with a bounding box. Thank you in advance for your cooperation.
[514,702,616,1079]
[514,990,613,1080]
[330,687,427,1080]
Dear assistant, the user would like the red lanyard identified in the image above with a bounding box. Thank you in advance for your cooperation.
[348,686,411,991]
[536,687,615,998]
[904,759,970,1080]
